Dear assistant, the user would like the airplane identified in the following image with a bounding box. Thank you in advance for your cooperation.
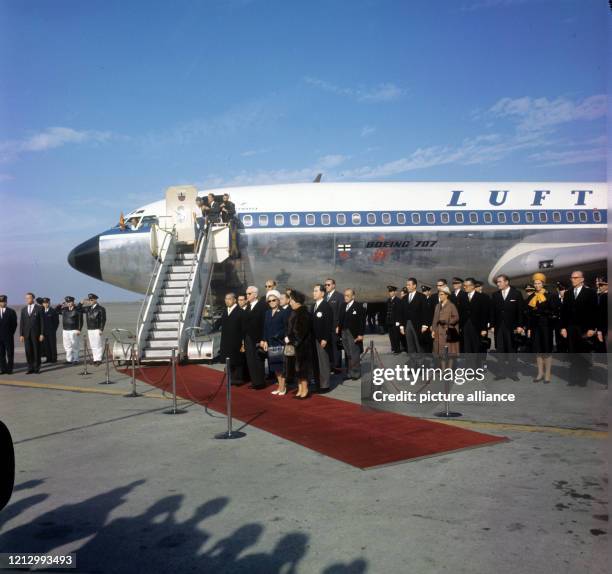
[68,181,607,310]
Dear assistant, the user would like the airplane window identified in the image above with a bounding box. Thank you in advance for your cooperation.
[497,212,507,223]
[593,210,602,223]
[140,216,159,226]
[411,213,420,224]
[426,212,435,224]
[336,213,346,225]
[367,213,376,224]
[525,212,534,223]
[321,213,331,225]
[552,211,561,223]
[566,211,575,223]
[306,213,315,225]
[469,212,478,224]
[579,211,587,223]
[440,212,450,224]
[259,214,268,226]
[352,213,361,225]
[483,212,493,224]
[396,213,406,225]
[538,211,547,223]
[454,212,464,224]
[243,215,253,227]
[511,212,520,223]
[275,214,284,226]
[290,214,300,226]
[382,213,391,224]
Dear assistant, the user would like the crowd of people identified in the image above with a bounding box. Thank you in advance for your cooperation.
[0,270,606,391]
[0,293,107,375]
[384,271,607,386]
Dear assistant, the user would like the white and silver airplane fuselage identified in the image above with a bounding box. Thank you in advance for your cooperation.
[68,182,607,304]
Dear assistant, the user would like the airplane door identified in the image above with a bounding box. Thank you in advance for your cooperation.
[165,185,199,242]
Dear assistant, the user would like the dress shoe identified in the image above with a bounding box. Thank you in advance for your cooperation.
[532,376,543,383]
[293,394,310,400]
[26,369,34,374]
[317,387,332,394]
[543,379,551,384]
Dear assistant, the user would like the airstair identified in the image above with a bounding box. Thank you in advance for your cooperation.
[133,185,231,362]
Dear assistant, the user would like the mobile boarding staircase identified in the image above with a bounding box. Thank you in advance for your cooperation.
[112,185,232,364]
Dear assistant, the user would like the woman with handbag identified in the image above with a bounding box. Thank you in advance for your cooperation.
[262,290,287,395]
[431,286,460,369]
[284,290,314,400]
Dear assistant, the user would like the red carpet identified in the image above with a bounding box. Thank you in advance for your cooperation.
[131,364,508,469]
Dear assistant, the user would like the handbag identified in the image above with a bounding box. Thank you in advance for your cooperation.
[446,326,460,343]
[283,344,296,357]
[268,345,284,361]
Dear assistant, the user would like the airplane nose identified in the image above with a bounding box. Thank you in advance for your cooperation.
[67,235,102,280]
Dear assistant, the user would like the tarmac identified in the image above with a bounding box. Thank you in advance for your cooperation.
[0,302,608,573]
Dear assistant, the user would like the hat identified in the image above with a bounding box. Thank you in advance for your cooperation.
[401,287,409,294]
[87,293,98,300]
[556,282,567,290]
[387,285,398,292]
[438,285,451,295]
[290,290,306,304]
[266,289,281,301]
[532,272,546,283]
[0,295,6,303]
[596,276,608,285]
[41,297,50,303]
[65,296,75,303]
[525,284,535,291]
[452,277,463,284]
[36,297,44,305]
[421,285,431,293]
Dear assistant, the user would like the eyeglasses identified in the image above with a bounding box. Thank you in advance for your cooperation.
[268,298,278,303]
[570,276,582,279]
[265,284,274,288]
[246,292,254,296]
[436,284,444,287]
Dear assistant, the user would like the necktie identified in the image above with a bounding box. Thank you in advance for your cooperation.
[409,293,414,303]
[469,292,473,301]
[0,309,3,319]
[574,288,578,298]
[28,305,32,315]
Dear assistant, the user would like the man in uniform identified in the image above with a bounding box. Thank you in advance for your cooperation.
[82,294,107,365]
[41,298,59,363]
[595,276,607,353]
[0,295,17,374]
[385,286,403,354]
[554,282,568,352]
[337,288,365,381]
[19,292,44,374]
[490,274,525,380]
[58,296,83,364]
[311,284,334,393]
[560,270,598,386]
[324,278,343,372]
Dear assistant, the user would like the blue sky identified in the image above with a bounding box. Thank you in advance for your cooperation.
[0,0,608,302]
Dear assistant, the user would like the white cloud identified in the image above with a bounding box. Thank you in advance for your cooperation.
[303,77,406,103]
[488,94,607,133]
[317,154,348,168]
[360,125,376,137]
[529,146,607,167]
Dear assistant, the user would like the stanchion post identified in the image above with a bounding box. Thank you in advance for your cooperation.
[435,345,462,418]
[124,343,142,397]
[164,348,187,414]
[101,338,114,385]
[79,334,89,376]
[215,357,245,439]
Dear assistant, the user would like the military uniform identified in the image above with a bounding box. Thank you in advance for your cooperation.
[41,298,59,363]
[385,287,402,354]
[82,294,107,363]
[59,296,83,363]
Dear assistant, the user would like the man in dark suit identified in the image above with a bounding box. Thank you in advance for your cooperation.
[553,282,568,352]
[337,288,366,380]
[40,298,60,363]
[324,278,343,371]
[214,292,245,385]
[311,284,334,393]
[204,192,221,226]
[385,286,403,354]
[459,278,490,368]
[399,278,429,363]
[490,274,525,380]
[219,193,236,223]
[19,292,45,374]
[560,270,599,386]
[242,285,267,389]
[0,295,17,374]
